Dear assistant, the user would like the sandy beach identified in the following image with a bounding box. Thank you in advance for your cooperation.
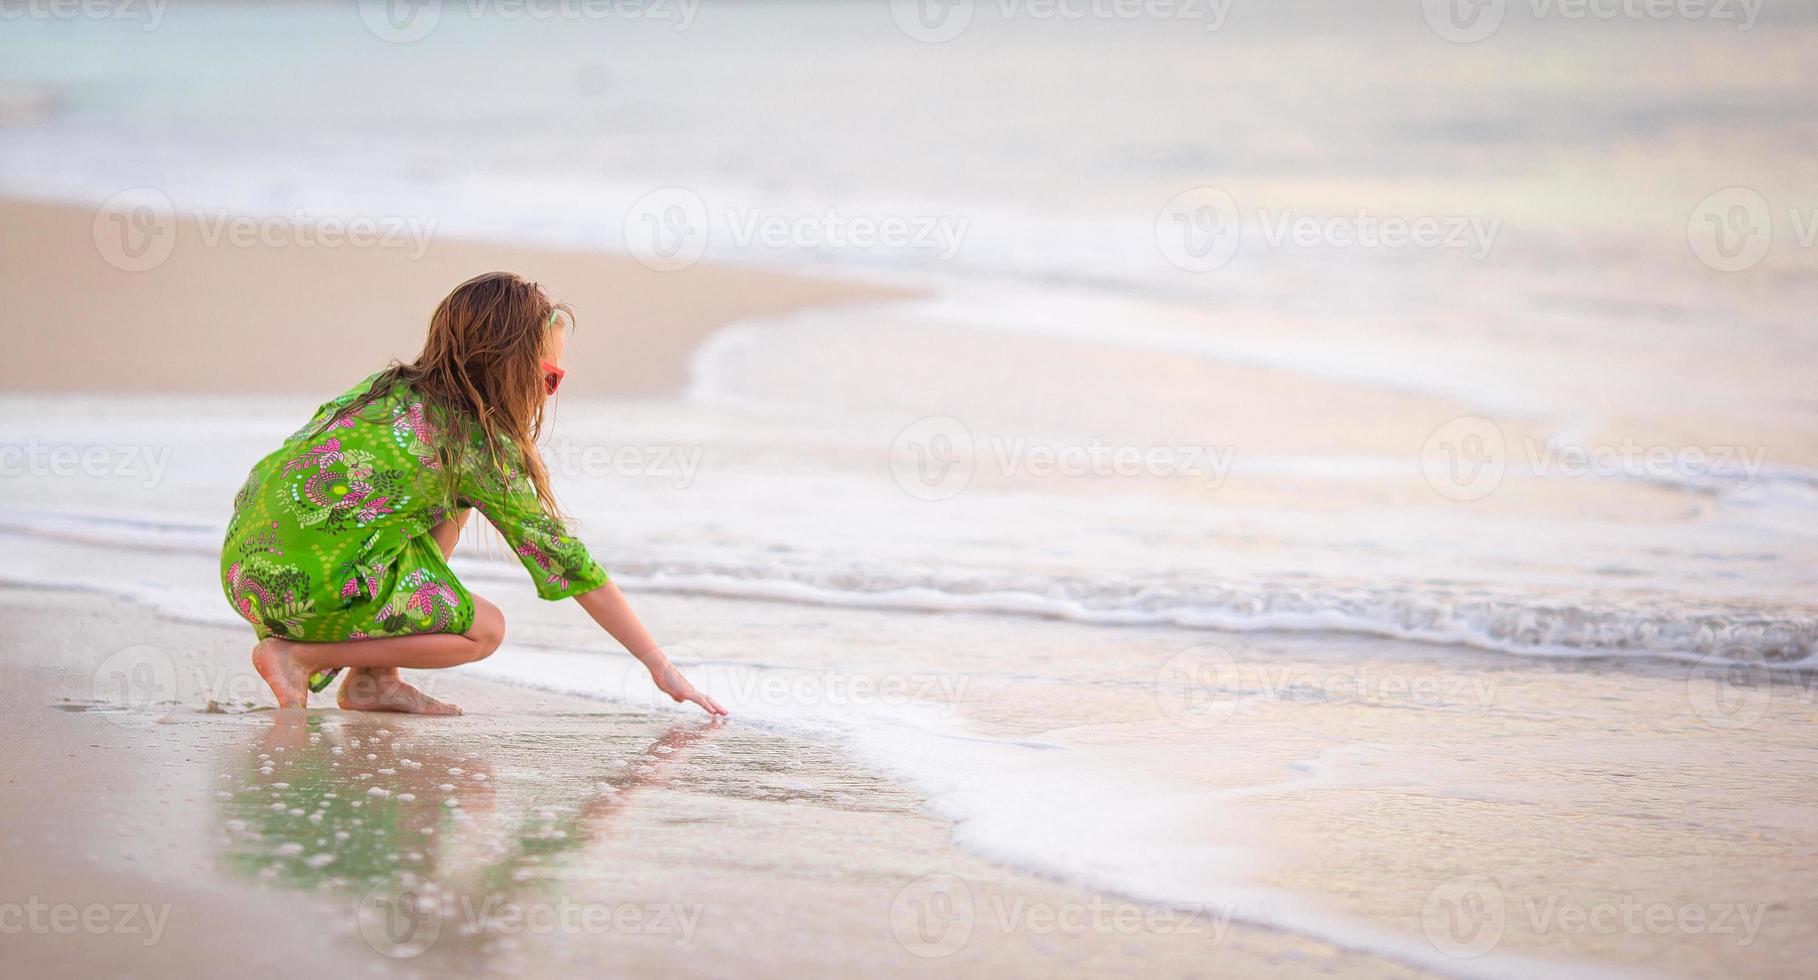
[0,198,909,397]
[4,180,1818,976]
[5,5,1817,977]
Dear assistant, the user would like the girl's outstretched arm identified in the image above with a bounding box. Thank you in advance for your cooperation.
[575,582,728,716]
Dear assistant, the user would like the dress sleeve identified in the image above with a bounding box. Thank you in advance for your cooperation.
[458,441,609,600]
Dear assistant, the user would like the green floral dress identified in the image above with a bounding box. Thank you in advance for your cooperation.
[220,371,607,643]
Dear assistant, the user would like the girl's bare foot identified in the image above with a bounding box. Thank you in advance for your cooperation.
[252,637,311,709]
[337,668,462,716]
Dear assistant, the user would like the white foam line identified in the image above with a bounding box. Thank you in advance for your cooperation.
[2,506,1812,670]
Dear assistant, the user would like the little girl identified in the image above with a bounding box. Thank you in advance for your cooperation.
[221,272,726,717]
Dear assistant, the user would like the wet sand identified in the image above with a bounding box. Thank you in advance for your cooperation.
[0,588,1428,977]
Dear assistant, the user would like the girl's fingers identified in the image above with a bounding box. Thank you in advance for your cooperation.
[656,669,727,715]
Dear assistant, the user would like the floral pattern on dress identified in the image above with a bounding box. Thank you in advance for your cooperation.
[219,371,608,643]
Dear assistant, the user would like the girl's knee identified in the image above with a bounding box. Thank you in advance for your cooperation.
[465,597,505,662]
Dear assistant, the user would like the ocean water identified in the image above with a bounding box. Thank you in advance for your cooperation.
[3,1,1814,664]
[4,3,1818,975]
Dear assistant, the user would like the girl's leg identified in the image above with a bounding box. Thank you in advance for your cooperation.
[253,594,504,712]
[335,508,477,712]
[254,508,501,713]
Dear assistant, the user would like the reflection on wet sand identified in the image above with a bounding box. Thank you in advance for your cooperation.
[218,711,724,961]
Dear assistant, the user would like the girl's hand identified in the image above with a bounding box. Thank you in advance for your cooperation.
[650,660,729,717]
